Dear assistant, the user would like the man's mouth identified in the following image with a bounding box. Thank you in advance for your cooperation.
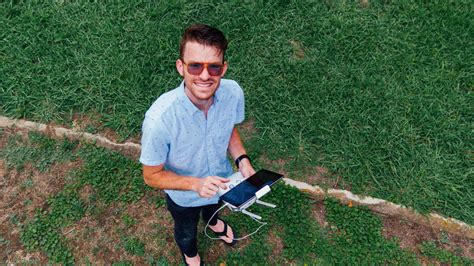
[194,81,213,88]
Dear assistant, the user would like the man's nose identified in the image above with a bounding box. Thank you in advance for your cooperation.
[199,66,210,80]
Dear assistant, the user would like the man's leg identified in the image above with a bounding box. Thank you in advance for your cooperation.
[166,194,200,258]
[202,201,235,244]
[201,201,221,227]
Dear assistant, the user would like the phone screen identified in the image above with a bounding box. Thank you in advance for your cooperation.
[220,169,283,207]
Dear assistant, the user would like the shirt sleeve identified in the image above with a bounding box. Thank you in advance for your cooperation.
[235,84,245,124]
[139,115,170,166]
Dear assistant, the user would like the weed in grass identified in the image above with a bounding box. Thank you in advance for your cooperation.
[20,177,34,190]
[8,213,20,226]
[92,246,100,256]
[121,214,137,228]
[145,191,166,208]
[0,235,9,245]
[439,231,450,245]
[85,124,98,134]
[419,241,473,265]
[23,198,32,206]
[122,236,145,257]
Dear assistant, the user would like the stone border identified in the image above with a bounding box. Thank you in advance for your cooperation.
[0,116,140,159]
[1,116,472,239]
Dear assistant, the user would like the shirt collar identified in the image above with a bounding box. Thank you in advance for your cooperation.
[177,81,222,116]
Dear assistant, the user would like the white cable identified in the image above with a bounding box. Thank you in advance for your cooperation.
[233,216,267,241]
[204,203,267,241]
[204,204,229,240]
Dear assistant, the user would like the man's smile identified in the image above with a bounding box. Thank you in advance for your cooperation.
[194,81,214,88]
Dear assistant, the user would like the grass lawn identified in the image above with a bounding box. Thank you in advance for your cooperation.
[1,130,472,264]
[1,1,472,226]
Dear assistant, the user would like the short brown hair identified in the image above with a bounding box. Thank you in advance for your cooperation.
[179,24,228,61]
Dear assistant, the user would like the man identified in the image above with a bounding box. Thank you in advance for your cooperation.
[140,24,255,266]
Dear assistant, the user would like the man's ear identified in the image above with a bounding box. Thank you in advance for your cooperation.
[176,59,184,77]
[220,61,228,77]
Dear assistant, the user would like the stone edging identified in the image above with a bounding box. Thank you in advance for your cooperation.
[1,116,472,239]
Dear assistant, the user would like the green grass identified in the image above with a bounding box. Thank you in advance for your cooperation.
[2,132,473,265]
[1,1,472,224]
[1,132,78,172]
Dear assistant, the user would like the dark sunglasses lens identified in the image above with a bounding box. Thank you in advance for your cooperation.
[187,63,204,75]
[208,64,223,76]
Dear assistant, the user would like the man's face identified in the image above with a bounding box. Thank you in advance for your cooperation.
[176,41,228,102]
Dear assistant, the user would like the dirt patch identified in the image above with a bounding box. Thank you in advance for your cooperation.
[360,0,370,7]
[290,40,305,59]
[381,215,474,260]
[70,113,134,143]
[258,156,349,191]
[64,195,178,264]
[311,200,327,228]
[237,119,256,141]
[267,230,284,259]
[0,160,5,180]
[307,166,334,188]
[257,156,290,178]
[0,130,82,264]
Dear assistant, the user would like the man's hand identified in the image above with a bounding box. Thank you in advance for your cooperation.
[193,176,229,198]
[239,159,256,178]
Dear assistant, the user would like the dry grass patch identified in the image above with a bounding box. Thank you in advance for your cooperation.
[0,129,82,264]
[64,196,178,264]
[381,216,474,260]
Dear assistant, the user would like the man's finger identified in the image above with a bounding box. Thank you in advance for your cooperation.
[207,178,222,188]
[203,187,216,197]
[208,176,229,186]
[205,183,219,192]
[218,177,230,182]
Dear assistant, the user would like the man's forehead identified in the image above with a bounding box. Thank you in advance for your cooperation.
[182,41,224,61]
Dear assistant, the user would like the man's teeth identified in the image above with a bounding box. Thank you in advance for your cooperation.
[196,83,212,87]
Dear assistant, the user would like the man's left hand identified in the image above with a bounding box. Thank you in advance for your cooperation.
[238,159,256,178]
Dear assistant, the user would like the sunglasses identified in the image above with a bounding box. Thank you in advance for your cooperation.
[183,61,224,76]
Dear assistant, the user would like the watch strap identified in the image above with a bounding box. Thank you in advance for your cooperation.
[235,154,250,168]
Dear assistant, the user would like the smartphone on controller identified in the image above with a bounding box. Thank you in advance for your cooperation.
[220,169,283,211]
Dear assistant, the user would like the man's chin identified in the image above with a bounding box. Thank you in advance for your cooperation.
[195,93,214,101]
[193,88,217,98]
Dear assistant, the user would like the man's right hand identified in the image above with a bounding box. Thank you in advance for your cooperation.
[193,176,229,198]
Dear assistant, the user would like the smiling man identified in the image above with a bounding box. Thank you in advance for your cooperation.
[140,24,255,266]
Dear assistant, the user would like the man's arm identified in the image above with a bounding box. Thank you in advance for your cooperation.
[228,127,256,178]
[142,164,228,198]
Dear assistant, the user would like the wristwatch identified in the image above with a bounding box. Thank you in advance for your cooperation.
[235,154,250,168]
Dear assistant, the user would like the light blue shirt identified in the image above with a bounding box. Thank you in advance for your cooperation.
[140,79,245,207]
